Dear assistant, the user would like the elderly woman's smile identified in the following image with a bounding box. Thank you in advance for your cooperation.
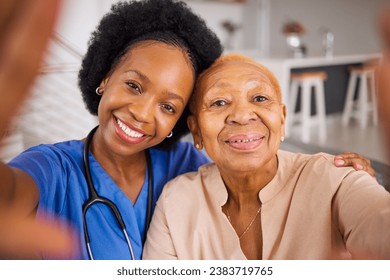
[224,133,265,150]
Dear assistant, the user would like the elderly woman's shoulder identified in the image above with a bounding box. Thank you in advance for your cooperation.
[277,150,382,196]
[278,150,356,178]
[161,162,218,198]
[279,150,344,167]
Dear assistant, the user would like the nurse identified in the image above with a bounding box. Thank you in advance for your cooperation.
[1,0,222,259]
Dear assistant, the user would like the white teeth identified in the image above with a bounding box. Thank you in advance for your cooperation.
[230,138,260,143]
[116,119,144,138]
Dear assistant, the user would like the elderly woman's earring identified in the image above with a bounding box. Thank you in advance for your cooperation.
[195,142,202,150]
[96,87,102,96]
[166,131,173,138]
[281,136,285,142]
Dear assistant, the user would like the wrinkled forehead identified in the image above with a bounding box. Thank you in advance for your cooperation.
[191,60,281,112]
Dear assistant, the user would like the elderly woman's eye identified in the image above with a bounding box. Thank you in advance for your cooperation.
[211,99,227,107]
[253,95,267,102]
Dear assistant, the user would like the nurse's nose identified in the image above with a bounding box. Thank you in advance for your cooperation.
[128,97,155,123]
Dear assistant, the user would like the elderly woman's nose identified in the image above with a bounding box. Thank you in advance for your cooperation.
[226,101,257,124]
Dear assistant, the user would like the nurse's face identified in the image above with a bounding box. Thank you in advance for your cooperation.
[188,60,286,173]
[97,41,195,155]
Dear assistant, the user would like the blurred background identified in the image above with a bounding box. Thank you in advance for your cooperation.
[1,0,389,171]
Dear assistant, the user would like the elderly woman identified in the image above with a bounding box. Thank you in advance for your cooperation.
[143,54,390,260]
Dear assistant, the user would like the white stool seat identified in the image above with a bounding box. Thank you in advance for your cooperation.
[341,65,378,128]
[287,71,327,143]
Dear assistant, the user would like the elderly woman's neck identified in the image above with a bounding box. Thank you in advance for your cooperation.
[220,162,277,206]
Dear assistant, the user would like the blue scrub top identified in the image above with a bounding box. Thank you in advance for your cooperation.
[9,140,209,259]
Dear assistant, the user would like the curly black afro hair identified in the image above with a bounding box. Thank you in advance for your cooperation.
[78,0,223,148]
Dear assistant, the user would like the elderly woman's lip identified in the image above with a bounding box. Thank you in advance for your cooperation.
[225,137,264,150]
[225,133,264,143]
[224,134,264,150]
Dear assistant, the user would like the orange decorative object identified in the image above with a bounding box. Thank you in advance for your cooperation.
[282,21,305,35]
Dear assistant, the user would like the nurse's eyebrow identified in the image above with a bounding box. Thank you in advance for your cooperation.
[164,91,185,105]
[125,70,150,82]
[126,69,185,105]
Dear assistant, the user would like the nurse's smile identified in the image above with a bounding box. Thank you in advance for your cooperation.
[114,117,149,145]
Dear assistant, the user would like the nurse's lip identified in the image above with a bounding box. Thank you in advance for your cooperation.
[225,134,264,150]
[115,117,147,137]
[113,117,149,144]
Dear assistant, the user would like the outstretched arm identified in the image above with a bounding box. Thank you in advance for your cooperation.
[0,0,75,259]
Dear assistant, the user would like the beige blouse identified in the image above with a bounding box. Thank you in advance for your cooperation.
[143,150,390,260]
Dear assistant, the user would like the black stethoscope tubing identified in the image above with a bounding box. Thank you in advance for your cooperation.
[82,125,153,260]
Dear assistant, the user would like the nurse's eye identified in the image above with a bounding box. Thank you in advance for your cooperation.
[211,99,228,107]
[161,104,176,114]
[253,95,268,102]
[126,82,142,94]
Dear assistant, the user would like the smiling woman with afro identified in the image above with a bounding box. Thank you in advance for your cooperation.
[78,0,223,147]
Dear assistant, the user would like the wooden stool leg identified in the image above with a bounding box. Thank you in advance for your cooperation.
[342,72,358,126]
[287,80,299,135]
[315,79,327,142]
[301,81,311,143]
[369,71,378,125]
[359,74,369,128]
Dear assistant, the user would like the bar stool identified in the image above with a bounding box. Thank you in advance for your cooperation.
[288,71,327,143]
[341,64,378,128]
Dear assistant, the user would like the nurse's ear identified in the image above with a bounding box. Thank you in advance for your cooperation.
[187,115,203,150]
[98,77,109,95]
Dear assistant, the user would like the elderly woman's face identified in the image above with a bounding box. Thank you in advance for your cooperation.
[189,60,286,172]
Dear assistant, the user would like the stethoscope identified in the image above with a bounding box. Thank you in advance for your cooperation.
[82,125,153,260]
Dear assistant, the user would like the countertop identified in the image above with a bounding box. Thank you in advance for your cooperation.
[258,53,382,68]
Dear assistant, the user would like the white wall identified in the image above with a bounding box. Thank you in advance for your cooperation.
[54,0,245,53]
[53,0,390,58]
[268,0,389,57]
[55,0,246,53]
[185,0,269,55]
[55,0,115,53]
[184,0,245,50]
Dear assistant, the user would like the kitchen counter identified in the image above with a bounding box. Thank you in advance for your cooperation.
[260,53,382,69]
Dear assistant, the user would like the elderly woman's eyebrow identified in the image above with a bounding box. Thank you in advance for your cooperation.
[198,81,229,96]
[246,79,269,87]
[206,81,230,89]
